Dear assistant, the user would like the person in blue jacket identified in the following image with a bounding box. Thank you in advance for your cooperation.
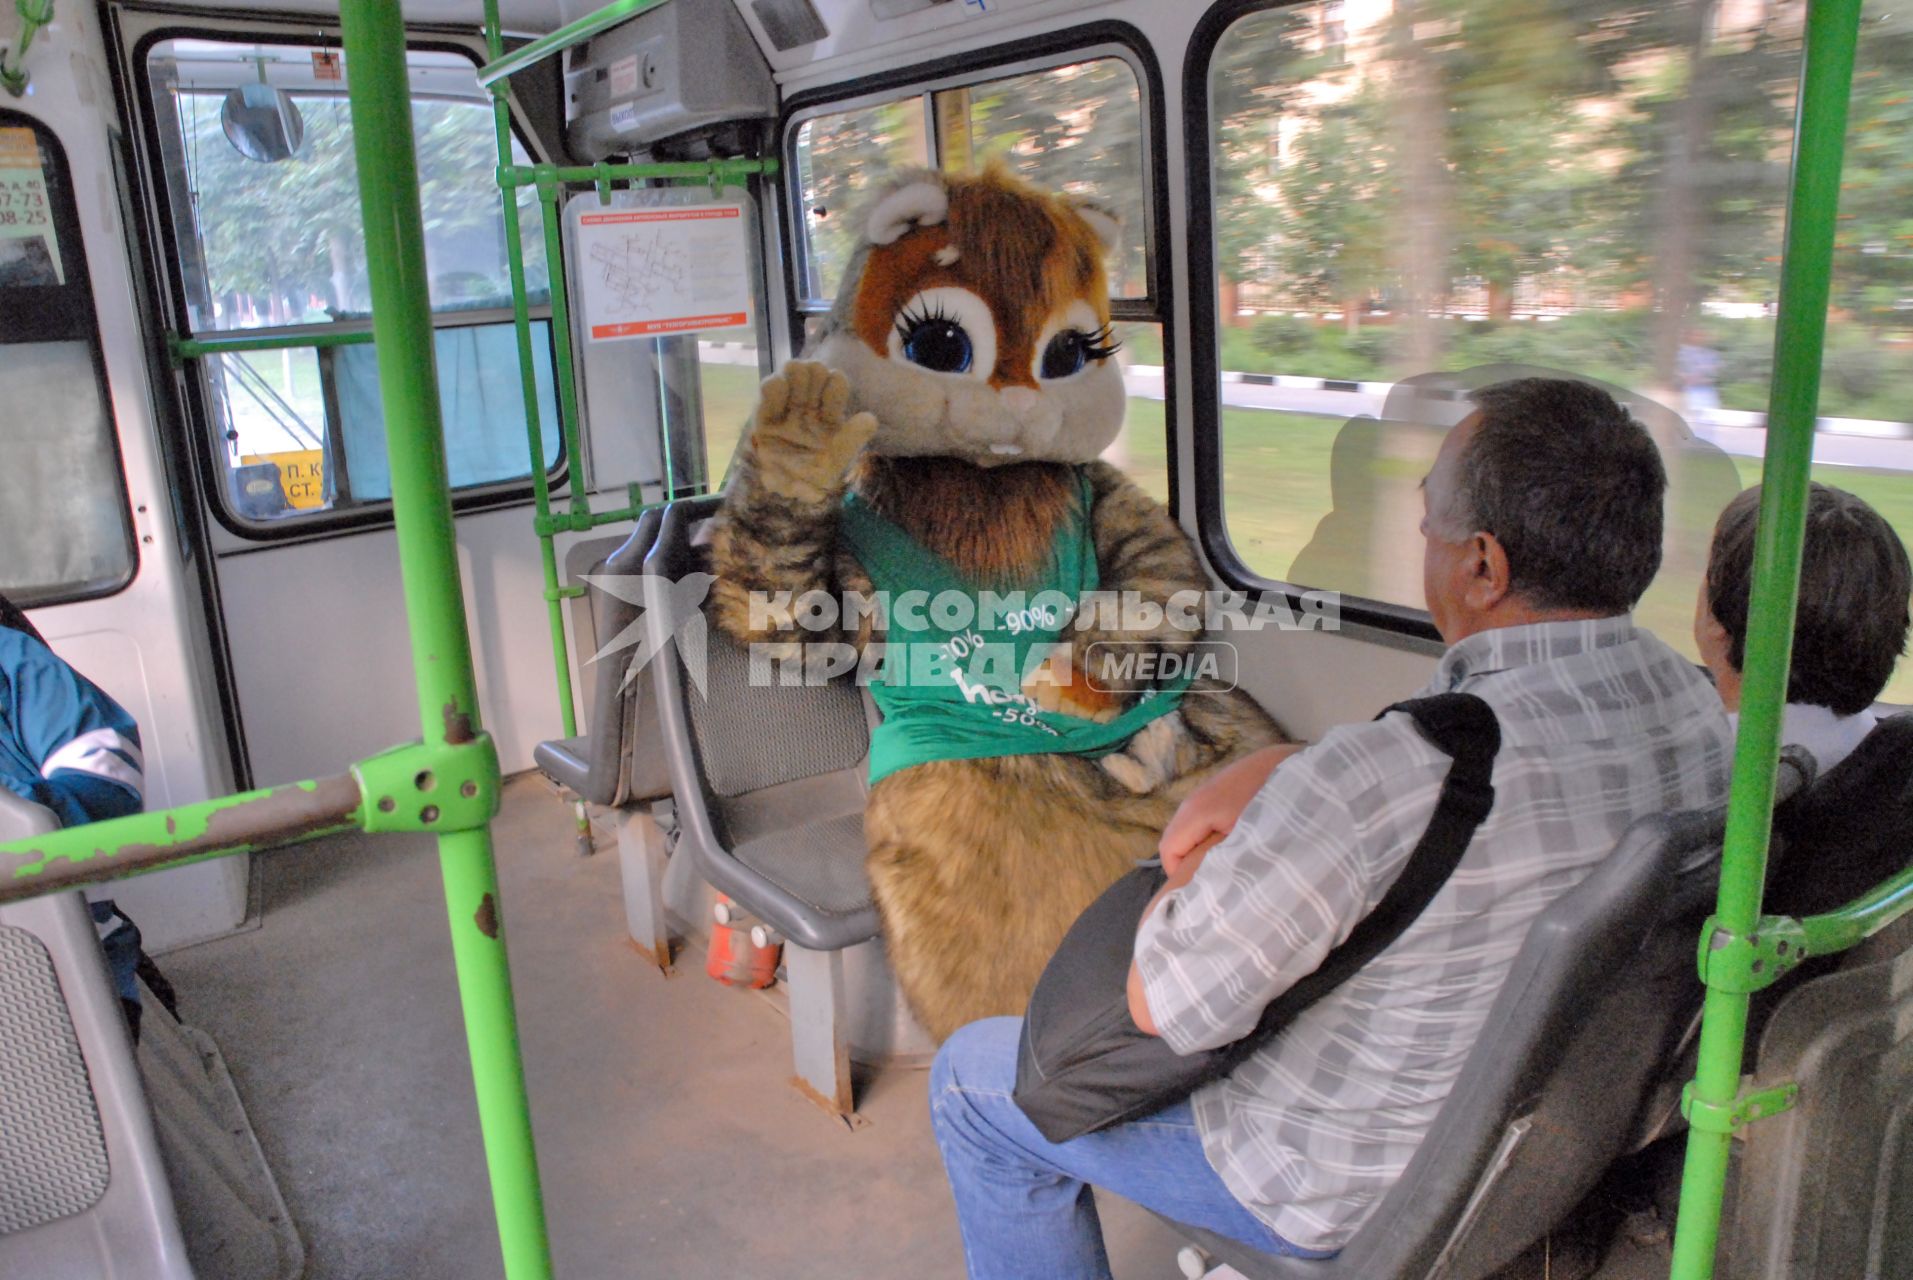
[0,591,170,1035]
[0,597,144,826]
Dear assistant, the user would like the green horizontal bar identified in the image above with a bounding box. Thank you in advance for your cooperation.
[171,330,375,365]
[477,0,672,88]
[1797,863,1913,957]
[531,501,651,537]
[0,774,362,905]
[499,157,779,191]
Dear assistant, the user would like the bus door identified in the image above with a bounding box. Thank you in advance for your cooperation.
[111,8,583,792]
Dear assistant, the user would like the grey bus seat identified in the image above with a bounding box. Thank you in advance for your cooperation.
[532,505,671,808]
[1165,794,1752,1280]
[0,789,300,1279]
[1721,910,1913,1278]
[643,495,880,1114]
[1707,715,1913,1279]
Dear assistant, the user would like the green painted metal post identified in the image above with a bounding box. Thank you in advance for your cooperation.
[534,180,591,521]
[0,0,54,98]
[338,5,553,1278]
[485,0,579,741]
[1667,2,1862,1277]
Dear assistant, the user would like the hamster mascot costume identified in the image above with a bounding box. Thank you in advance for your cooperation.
[710,168,1285,1041]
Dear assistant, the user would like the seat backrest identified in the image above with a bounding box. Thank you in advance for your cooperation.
[642,497,877,951]
[643,497,868,805]
[1724,914,1913,1279]
[0,787,57,843]
[0,792,200,1279]
[1714,718,1913,1279]
[1766,712,1913,918]
[590,508,669,805]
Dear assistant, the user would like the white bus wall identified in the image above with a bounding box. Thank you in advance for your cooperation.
[9,3,248,949]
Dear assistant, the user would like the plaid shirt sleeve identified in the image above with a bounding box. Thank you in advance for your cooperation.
[1133,716,1451,1056]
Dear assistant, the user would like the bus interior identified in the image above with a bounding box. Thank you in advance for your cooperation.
[1,0,1911,1277]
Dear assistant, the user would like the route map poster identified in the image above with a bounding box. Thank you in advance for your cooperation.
[0,127,64,288]
[576,203,752,342]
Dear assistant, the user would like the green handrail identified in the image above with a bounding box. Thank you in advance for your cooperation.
[1667,1,1864,1276]
[486,0,580,742]
[532,175,591,522]
[171,330,376,362]
[498,158,780,190]
[483,0,779,744]
[1795,862,1913,958]
[0,0,54,98]
[476,0,673,88]
[339,2,552,1275]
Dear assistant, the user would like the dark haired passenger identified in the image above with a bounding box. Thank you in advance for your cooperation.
[929,378,1734,1276]
[1695,483,1912,775]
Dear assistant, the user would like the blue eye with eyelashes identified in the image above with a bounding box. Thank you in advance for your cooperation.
[896,302,974,374]
[1040,324,1121,380]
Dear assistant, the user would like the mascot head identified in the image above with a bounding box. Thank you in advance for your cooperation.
[811,167,1127,468]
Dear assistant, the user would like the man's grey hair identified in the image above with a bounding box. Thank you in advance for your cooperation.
[1428,378,1667,614]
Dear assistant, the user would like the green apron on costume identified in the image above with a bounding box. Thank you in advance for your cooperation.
[839,467,1189,786]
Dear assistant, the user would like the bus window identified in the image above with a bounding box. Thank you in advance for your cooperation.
[793,98,931,307]
[142,38,561,528]
[0,114,137,606]
[789,53,1166,503]
[1205,0,1913,701]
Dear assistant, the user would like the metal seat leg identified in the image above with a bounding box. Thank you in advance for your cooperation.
[617,806,673,971]
[784,944,856,1120]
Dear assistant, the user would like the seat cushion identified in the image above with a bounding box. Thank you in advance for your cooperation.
[732,811,874,919]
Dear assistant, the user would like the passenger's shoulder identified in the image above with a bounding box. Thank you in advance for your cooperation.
[1286,712,1454,800]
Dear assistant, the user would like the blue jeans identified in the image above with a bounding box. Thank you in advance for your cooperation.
[929,1017,1330,1279]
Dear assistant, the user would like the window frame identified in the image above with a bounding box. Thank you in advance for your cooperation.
[0,107,141,608]
[1186,0,1441,642]
[774,20,1179,514]
[128,24,569,544]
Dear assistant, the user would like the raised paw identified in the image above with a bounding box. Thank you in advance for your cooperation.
[749,361,878,503]
[1100,711,1195,795]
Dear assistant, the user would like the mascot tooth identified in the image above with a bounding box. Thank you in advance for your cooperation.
[710,168,1287,1041]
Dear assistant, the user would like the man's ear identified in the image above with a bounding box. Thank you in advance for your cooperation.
[1469,532,1514,611]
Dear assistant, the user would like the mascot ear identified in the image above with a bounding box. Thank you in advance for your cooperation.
[1068,197,1123,256]
[867,176,950,246]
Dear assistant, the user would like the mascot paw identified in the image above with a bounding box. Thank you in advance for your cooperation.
[1100,711,1194,795]
[751,361,878,503]
[1022,643,1121,723]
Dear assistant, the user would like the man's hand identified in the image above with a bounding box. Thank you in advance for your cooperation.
[1158,741,1309,875]
[749,361,878,504]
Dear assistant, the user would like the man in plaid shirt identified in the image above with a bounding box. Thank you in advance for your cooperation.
[930,378,1735,1275]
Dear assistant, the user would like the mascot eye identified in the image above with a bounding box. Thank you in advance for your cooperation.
[1039,325,1121,380]
[896,305,974,374]
[885,288,997,378]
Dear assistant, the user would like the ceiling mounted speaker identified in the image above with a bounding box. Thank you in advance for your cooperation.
[751,0,829,51]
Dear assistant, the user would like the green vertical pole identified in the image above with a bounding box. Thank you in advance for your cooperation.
[339,5,553,1278]
[535,182,591,519]
[485,0,578,740]
[1666,2,1861,1277]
